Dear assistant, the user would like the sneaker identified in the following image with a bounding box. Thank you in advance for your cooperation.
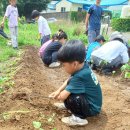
[49,62,60,68]
[61,114,88,126]
[13,47,18,50]
[102,69,112,75]
[54,102,66,110]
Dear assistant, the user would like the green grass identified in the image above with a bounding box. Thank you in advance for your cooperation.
[0,19,87,62]
[50,21,87,44]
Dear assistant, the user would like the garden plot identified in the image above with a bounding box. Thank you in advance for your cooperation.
[0,46,130,130]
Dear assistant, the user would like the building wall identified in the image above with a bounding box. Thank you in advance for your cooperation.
[71,3,83,11]
[56,0,82,12]
[41,12,69,20]
[56,0,72,12]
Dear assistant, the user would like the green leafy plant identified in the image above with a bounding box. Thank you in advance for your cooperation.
[121,64,130,79]
[47,113,56,123]
[70,11,86,22]
[111,18,130,32]
[33,121,44,129]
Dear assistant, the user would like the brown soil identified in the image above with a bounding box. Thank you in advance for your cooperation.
[0,46,130,130]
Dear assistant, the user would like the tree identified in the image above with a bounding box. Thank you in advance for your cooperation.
[17,0,50,18]
[0,1,3,15]
[1,0,50,18]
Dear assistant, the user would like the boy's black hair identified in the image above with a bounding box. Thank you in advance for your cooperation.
[58,31,68,40]
[31,10,40,19]
[58,29,64,33]
[113,38,123,43]
[95,35,106,42]
[57,40,86,63]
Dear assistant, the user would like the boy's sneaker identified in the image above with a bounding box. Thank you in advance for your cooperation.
[49,62,60,68]
[54,102,66,110]
[61,114,88,126]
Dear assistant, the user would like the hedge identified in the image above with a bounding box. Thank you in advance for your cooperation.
[70,11,86,22]
[111,18,130,32]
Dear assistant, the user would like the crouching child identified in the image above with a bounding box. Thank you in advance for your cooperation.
[49,40,102,126]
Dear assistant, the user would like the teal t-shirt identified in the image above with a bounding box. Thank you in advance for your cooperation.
[86,41,101,62]
[65,63,102,115]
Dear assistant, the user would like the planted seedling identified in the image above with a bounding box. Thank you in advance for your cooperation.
[33,121,44,130]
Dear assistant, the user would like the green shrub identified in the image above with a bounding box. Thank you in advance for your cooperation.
[111,18,130,32]
[70,11,86,22]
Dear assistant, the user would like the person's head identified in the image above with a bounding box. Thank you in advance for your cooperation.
[51,34,59,42]
[58,31,68,44]
[110,32,127,44]
[31,10,40,20]
[95,35,106,44]
[57,40,86,74]
[58,29,64,33]
[9,0,16,6]
[96,0,101,5]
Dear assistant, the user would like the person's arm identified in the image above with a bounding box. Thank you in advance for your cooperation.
[57,90,70,101]
[1,6,9,27]
[85,13,90,30]
[1,16,7,27]
[38,19,43,39]
[49,78,70,99]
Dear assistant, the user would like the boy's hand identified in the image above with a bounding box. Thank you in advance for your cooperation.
[1,21,4,27]
[49,90,60,99]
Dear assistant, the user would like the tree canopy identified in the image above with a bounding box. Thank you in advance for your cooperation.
[1,0,50,17]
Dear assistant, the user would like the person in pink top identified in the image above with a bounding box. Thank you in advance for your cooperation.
[39,34,58,58]
[1,0,19,49]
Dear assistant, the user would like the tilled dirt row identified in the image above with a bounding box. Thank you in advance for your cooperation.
[0,46,130,130]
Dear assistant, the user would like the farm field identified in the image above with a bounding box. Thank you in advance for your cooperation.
[0,20,130,130]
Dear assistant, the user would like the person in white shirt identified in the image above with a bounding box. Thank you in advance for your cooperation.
[1,0,19,49]
[91,33,129,75]
[31,10,51,45]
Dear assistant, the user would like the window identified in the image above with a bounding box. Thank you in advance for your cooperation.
[78,7,82,12]
[61,7,66,12]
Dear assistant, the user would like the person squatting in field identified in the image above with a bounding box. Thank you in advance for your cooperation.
[42,31,68,68]
[49,40,102,126]
[39,29,64,59]
[91,32,130,75]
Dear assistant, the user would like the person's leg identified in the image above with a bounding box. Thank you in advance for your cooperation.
[88,30,96,45]
[102,55,123,74]
[14,26,18,48]
[91,55,102,70]
[15,26,18,48]
[10,27,18,48]
[49,52,61,68]
[64,94,91,119]
[61,94,90,126]
[41,35,50,45]
[96,29,100,37]
[10,27,15,48]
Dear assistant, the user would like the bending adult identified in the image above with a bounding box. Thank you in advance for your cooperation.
[91,33,129,75]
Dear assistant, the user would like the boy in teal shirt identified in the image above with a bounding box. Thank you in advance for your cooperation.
[86,35,105,62]
[49,40,102,126]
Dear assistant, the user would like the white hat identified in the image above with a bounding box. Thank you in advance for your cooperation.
[110,31,128,44]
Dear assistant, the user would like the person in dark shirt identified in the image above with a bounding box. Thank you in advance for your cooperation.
[85,0,103,44]
[43,31,68,67]
[49,40,102,126]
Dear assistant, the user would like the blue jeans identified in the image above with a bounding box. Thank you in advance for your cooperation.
[88,29,100,45]
[41,35,50,45]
